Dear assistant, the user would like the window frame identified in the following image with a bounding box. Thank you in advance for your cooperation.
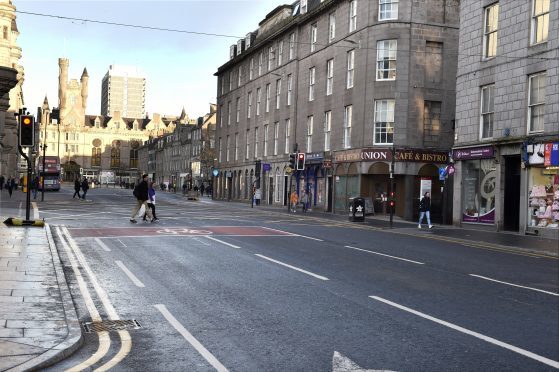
[247,91,252,119]
[531,0,549,45]
[284,119,291,154]
[376,39,397,80]
[527,72,546,133]
[344,105,353,149]
[274,121,279,156]
[346,49,355,89]
[326,59,334,95]
[265,83,271,113]
[379,0,399,21]
[275,79,281,109]
[306,115,314,152]
[483,3,499,59]
[373,99,395,145]
[324,111,332,151]
[349,0,357,32]
[256,87,261,116]
[287,74,293,106]
[480,85,495,139]
[329,12,336,42]
[310,23,318,52]
[309,67,316,101]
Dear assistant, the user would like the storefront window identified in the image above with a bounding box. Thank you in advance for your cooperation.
[527,168,559,229]
[462,159,496,223]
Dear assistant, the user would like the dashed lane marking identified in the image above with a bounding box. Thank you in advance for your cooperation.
[345,245,424,265]
[116,260,145,287]
[255,254,329,281]
[469,274,559,296]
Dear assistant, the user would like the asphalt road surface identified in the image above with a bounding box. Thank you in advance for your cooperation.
[39,185,559,371]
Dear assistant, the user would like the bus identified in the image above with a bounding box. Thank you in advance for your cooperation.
[36,156,61,191]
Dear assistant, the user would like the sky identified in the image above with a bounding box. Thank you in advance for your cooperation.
[15,0,282,119]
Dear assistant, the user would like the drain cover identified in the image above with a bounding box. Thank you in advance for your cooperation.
[83,319,142,333]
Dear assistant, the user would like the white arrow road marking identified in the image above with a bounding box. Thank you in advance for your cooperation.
[53,226,111,371]
[469,274,559,296]
[255,254,329,281]
[345,246,424,265]
[369,296,559,369]
[94,237,111,252]
[332,351,396,372]
[61,226,132,371]
[116,260,145,288]
[154,304,228,372]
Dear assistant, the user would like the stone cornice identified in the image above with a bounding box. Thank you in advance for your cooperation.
[0,66,18,95]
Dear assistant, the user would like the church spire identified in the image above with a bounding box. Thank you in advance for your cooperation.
[42,95,49,110]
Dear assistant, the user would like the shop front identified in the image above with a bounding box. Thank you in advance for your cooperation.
[296,152,329,211]
[526,142,559,236]
[453,146,496,226]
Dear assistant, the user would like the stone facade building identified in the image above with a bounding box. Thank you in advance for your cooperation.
[214,0,459,221]
[0,0,24,180]
[38,58,175,184]
[453,0,558,238]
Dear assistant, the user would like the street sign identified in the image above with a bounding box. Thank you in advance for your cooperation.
[263,163,271,172]
[212,169,219,177]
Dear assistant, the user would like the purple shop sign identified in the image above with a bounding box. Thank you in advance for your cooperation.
[462,209,495,224]
[453,146,494,160]
[262,163,271,172]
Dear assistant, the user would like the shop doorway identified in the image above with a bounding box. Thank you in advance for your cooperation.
[503,155,521,231]
[327,176,333,212]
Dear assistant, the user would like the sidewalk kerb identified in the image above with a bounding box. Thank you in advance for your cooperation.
[8,224,83,372]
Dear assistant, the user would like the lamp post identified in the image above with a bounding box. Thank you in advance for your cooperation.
[40,115,47,201]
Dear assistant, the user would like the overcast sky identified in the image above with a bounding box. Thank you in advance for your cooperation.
[15,0,282,118]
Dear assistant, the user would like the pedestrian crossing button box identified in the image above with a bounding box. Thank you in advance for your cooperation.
[349,197,365,222]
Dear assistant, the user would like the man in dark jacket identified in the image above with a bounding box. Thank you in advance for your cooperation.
[131,174,154,223]
[81,177,89,200]
[73,178,81,199]
[418,191,432,229]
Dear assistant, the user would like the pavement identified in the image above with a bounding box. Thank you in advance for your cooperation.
[0,189,81,372]
[0,188,556,371]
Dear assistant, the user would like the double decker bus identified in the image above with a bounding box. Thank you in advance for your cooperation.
[36,156,61,191]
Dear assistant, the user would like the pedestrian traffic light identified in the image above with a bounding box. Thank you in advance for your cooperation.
[289,153,296,169]
[19,115,35,147]
[296,152,305,170]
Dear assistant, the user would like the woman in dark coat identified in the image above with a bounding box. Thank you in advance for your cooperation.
[418,192,432,229]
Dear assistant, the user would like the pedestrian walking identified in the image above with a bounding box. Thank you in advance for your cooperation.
[81,177,89,200]
[200,184,205,197]
[254,188,262,206]
[73,178,81,199]
[418,192,432,229]
[301,190,309,213]
[143,181,158,221]
[6,177,14,197]
[290,191,298,212]
[31,176,39,199]
[131,174,154,223]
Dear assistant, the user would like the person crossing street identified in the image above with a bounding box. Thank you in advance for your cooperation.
[131,174,154,223]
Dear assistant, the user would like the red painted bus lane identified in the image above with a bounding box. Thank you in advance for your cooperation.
[68,226,295,238]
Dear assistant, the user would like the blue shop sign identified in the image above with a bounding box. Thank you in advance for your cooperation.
[305,152,324,163]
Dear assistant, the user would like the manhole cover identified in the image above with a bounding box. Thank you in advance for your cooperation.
[83,319,142,333]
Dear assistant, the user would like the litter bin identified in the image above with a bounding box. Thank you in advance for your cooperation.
[349,197,365,222]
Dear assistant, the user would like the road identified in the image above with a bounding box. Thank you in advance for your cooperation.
[39,184,558,371]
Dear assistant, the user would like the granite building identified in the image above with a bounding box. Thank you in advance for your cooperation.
[101,65,146,119]
[214,0,459,221]
[453,0,558,238]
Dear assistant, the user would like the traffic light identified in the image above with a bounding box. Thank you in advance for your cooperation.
[389,191,395,210]
[296,152,305,170]
[255,159,261,178]
[289,153,296,169]
[19,115,35,147]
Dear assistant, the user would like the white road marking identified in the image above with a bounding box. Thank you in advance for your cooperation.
[61,227,132,371]
[31,202,39,219]
[115,260,145,288]
[260,226,298,236]
[154,304,229,372]
[255,254,329,281]
[54,227,111,371]
[205,236,241,249]
[117,238,127,247]
[470,274,559,296]
[345,245,424,265]
[94,238,111,252]
[370,296,559,369]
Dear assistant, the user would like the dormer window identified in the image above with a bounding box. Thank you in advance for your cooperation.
[301,0,308,14]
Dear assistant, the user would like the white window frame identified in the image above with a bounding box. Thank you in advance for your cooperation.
[301,0,308,14]
[227,101,231,126]
[306,115,314,152]
[234,132,239,161]
[287,74,293,106]
[275,79,281,109]
[480,85,494,139]
[376,40,397,80]
[258,52,263,76]
[349,0,357,32]
[531,0,549,44]
[311,23,317,52]
[284,119,291,154]
[256,88,261,116]
[247,91,252,119]
[226,135,230,162]
[264,124,269,157]
[278,40,284,66]
[265,83,271,113]
[329,12,336,42]
[289,33,295,60]
[235,97,240,124]
[324,111,332,151]
[346,49,355,89]
[268,46,274,71]
[245,129,250,159]
[309,67,316,101]
[483,4,499,59]
[254,127,259,158]
[274,122,279,156]
[238,66,242,86]
[229,71,233,91]
[218,137,223,162]
[528,72,546,133]
[374,99,395,145]
[249,58,254,80]
[326,59,334,95]
[379,0,399,21]
[344,105,352,149]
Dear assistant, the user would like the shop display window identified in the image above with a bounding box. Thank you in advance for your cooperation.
[462,159,496,223]
[527,169,559,229]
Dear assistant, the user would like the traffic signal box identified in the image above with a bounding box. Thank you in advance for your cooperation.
[296,153,305,170]
[19,115,35,147]
[389,191,395,210]
[289,153,296,169]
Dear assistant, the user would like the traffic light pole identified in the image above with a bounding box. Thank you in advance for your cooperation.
[389,146,395,229]
[17,145,32,222]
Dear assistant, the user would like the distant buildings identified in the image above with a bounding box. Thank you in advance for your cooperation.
[101,65,146,119]
[453,0,558,238]
[214,0,459,221]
